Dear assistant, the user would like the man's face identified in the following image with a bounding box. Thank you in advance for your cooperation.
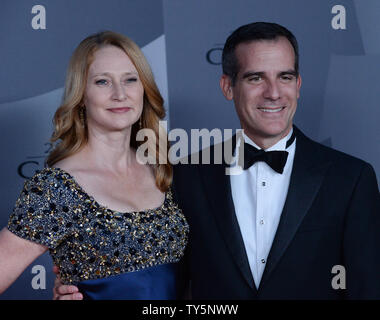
[220,37,301,148]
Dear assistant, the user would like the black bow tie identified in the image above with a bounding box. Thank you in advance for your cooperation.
[242,131,296,174]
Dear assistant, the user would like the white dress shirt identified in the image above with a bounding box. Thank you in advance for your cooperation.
[230,129,296,289]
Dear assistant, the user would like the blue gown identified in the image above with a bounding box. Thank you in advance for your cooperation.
[78,263,179,300]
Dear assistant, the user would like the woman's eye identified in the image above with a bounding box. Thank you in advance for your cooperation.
[125,77,138,83]
[95,79,108,85]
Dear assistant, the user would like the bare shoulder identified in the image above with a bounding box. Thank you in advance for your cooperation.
[52,153,92,179]
[53,154,82,173]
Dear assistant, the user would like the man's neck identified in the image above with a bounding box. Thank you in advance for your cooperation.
[243,127,293,150]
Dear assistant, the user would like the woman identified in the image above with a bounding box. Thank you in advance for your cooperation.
[0,31,189,299]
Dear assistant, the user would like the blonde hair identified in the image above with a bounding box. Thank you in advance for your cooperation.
[46,31,172,191]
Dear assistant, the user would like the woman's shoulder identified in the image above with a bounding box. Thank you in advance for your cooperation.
[52,154,92,178]
[28,166,72,187]
[8,166,79,249]
[20,166,82,205]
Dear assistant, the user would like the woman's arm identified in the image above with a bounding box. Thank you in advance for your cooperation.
[0,227,47,294]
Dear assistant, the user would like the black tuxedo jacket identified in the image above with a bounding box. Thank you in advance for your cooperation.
[173,126,380,299]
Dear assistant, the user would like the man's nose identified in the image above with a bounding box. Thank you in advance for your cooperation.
[263,80,280,100]
[112,83,127,101]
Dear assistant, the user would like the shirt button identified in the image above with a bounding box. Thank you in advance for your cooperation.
[261,259,266,264]
[262,181,266,186]
[260,219,265,225]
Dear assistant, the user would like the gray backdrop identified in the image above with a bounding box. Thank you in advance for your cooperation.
[0,0,379,299]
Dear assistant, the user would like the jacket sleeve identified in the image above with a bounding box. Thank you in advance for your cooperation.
[343,162,380,299]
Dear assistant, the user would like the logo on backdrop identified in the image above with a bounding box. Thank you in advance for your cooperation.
[17,143,52,179]
[206,44,223,65]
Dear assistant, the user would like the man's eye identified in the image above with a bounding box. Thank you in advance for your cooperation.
[281,75,294,81]
[95,79,108,85]
[249,76,261,82]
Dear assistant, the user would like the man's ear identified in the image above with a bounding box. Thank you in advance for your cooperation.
[296,74,302,99]
[220,74,234,100]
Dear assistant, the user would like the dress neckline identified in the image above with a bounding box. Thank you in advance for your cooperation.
[48,166,170,215]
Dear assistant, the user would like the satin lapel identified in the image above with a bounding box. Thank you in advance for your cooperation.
[259,127,332,289]
[198,141,256,291]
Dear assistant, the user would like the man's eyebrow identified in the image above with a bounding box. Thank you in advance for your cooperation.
[279,70,297,76]
[242,70,297,79]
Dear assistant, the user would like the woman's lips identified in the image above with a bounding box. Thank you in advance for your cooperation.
[107,107,132,113]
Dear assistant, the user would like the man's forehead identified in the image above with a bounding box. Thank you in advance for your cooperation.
[235,37,296,70]
[236,37,293,54]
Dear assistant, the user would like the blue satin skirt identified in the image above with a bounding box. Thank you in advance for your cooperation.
[77,263,179,300]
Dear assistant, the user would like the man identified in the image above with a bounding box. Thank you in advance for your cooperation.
[55,22,380,299]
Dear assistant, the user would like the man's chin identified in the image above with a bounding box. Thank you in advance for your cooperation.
[260,122,292,138]
[243,123,292,144]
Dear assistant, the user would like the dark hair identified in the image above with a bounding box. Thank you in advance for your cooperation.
[222,22,299,85]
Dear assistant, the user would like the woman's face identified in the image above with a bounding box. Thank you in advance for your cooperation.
[83,45,144,134]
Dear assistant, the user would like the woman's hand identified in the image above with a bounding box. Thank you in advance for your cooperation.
[52,265,83,300]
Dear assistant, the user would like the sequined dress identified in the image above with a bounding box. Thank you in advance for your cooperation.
[7,167,189,299]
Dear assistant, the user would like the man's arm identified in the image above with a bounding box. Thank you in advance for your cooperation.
[343,163,380,299]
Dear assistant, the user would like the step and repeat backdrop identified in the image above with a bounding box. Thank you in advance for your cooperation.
[0,0,379,299]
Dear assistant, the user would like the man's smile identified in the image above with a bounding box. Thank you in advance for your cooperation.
[258,106,285,113]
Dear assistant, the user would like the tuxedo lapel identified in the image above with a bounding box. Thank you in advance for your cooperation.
[259,127,332,289]
[198,141,256,291]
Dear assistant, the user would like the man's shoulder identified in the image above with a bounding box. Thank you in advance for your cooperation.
[296,126,371,171]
